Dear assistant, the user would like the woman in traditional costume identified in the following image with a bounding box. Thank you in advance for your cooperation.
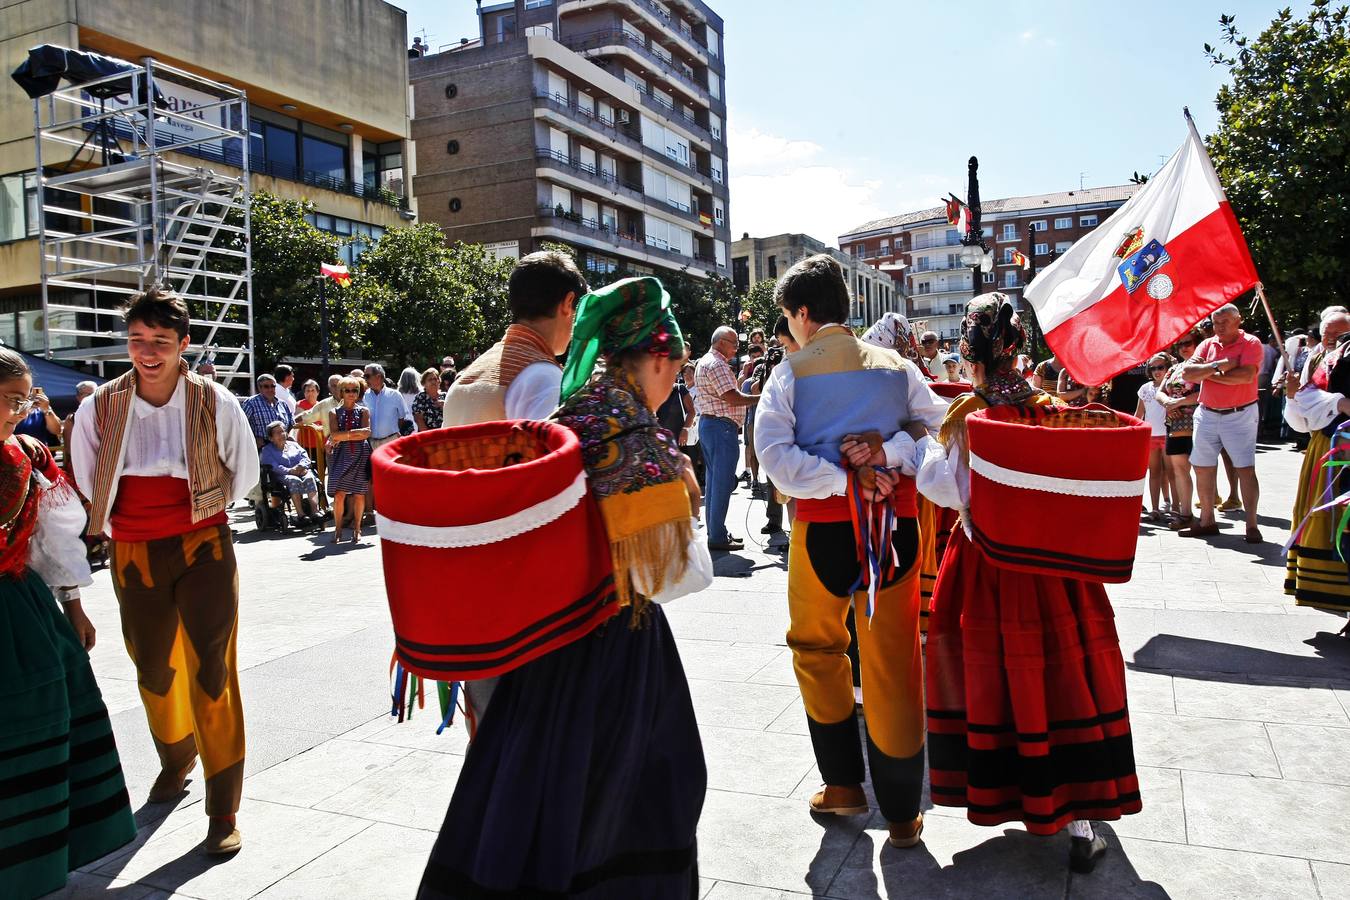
[916,295,1140,874]
[1283,312,1350,625]
[0,348,137,898]
[417,277,707,899]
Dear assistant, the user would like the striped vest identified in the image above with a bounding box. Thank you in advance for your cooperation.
[442,324,559,427]
[85,363,233,536]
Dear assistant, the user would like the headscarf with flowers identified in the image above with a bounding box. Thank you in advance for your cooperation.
[554,277,693,623]
[958,292,1025,368]
[559,277,686,402]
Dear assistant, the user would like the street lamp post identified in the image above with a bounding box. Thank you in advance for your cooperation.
[314,275,330,378]
[958,156,990,299]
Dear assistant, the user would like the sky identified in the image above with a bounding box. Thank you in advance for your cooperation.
[396,0,1304,247]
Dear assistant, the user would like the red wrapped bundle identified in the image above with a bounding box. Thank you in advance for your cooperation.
[930,381,972,399]
[966,403,1149,582]
[373,420,617,681]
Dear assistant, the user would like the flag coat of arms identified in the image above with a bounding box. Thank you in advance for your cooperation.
[1023,114,1258,385]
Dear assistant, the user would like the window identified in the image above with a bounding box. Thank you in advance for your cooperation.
[1034,243,1048,256]
[710,156,723,184]
[714,202,724,225]
[301,134,346,181]
[524,0,552,7]
[1030,220,1047,232]
[1055,241,1072,253]
[1003,248,1015,263]
[708,72,721,99]
[1054,217,1072,229]
[1003,271,1019,288]
[710,113,722,141]
[945,228,958,243]
[547,71,568,103]
[917,282,931,294]
[1000,223,1017,241]
[1080,214,1099,227]
[0,172,37,243]
[585,252,618,274]
[768,255,777,277]
[880,240,890,255]
[983,272,994,284]
[916,255,928,270]
[305,213,386,264]
[707,29,720,58]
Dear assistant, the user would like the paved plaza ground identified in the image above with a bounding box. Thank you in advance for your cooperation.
[45,439,1350,899]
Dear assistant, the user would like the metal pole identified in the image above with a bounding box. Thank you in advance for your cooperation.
[318,275,330,377]
[34,99,51,360]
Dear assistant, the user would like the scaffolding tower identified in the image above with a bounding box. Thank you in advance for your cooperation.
[32,56,254,392]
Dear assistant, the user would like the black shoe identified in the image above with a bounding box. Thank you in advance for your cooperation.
[761,523,783,535]
[1069,833,1108,874]
[708,540,744,552]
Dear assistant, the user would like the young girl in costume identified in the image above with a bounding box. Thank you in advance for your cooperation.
[916,294,1141,874]
[417,277,707,899]
[0,348,136,898]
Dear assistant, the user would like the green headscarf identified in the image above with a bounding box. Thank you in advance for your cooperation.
[559,276,686,400]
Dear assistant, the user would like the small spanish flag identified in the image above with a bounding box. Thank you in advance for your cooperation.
[1010,249,1031,271]
[320,263,351,287]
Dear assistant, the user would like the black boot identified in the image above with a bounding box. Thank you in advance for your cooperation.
[1069,830,1108,874]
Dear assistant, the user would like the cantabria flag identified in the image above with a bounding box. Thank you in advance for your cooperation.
[1024,112,1258,385]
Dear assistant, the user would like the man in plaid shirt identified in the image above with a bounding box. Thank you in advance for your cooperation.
[695,325,760,550]
[240,374,294,448]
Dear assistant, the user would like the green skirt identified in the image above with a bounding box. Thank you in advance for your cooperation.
[0,569,136,900]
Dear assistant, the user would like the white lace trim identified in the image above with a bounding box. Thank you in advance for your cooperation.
[969,452,1145,498]
[376,471,588,548]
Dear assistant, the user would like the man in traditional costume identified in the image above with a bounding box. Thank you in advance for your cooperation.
[916,294,1141,873]
[1283,307,1350,624]
[0,348,137,899]
[440,249,588,731]
[754,254,947,849]
[71,287,258,855]
[415,277,705,898]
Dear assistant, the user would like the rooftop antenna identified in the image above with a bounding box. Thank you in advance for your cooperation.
[1079,171,1087,190]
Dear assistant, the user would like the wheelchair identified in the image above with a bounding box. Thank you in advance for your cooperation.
[254,464,326,534]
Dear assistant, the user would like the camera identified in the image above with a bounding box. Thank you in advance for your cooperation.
[751,346,785,387]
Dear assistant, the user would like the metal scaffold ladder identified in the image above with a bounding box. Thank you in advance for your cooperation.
[32,55,255,393]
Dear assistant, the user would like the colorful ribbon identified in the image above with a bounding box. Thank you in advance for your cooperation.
[845,467,899,624]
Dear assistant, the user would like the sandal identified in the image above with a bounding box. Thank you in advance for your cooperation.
[1168,515,1195,531]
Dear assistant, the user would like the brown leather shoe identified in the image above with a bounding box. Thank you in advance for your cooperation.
[202,816,242,855]
[1178,523,1221,538]
[887,813,925,848]
[147,758,197,804]
[808,784,868,816]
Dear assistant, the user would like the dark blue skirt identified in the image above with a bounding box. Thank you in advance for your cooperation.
[417,605,706,899]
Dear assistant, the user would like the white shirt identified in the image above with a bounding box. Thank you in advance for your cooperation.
[277,383,297,415]
[505,362,562,420]
[753,356,947,500]
[71,377,261,529]
[1284,354,1345,434]
[1137,382,1167,437]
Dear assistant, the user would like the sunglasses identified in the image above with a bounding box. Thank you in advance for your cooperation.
[342,388,360,394]
[1149,365,1169,372]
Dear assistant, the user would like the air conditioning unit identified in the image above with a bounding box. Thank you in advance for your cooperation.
[617,109,631,125]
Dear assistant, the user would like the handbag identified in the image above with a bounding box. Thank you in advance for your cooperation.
[649,516,714,604]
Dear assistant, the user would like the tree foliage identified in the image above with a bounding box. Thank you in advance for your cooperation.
[741,278,780,335]
[1205,1,1350,326]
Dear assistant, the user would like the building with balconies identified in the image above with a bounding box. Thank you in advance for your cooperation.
[838,185,1138,340]
[729,232,902,328]
[0,0,415,357]
[410,0,730,279]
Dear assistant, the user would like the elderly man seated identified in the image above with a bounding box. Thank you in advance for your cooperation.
[260,421,324,527]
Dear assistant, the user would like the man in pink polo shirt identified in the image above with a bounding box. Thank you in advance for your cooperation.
[1177,303,1265,543]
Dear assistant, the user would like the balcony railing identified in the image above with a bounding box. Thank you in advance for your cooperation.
[910,260,966,273]
[535,147,645,197]
[562,28,709,101]
[909,234,964,251]
[912,285,974,297]
[534,91,643,148]
[586,60,718,144]
[536,204,717,270]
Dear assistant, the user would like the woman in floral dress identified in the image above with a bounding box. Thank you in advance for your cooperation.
[325,375,372,543]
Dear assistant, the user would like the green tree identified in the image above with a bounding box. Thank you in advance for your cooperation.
[230,192,376,369]
[451,242,516,347]
[356,224,488,368]
[1205,1,1350,326]
[740,279,779,335]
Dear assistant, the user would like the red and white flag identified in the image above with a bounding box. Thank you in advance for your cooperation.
[1023,113,1258,385]
[944,195,971,235]
[1011,249,1031,271]
[320,262,351,287]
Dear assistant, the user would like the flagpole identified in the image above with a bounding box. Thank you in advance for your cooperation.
[1254,281,1292,375]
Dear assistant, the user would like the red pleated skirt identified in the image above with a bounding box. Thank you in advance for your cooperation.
[926,527,1141,835]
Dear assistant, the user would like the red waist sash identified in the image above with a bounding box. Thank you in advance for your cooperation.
[796,477,916,522]
[110,475,226,543]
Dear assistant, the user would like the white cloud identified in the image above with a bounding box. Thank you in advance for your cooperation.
[1020,29,1036,41]
[727,126,898,244]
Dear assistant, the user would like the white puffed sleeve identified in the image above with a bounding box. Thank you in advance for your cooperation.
[29,473,93,589]
[1285,356,1345,434]
[915,434,969,512]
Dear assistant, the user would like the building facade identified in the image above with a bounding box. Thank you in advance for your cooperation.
[838,186,1138,340]
[730,232,901,327]
[410,0,730,279]
[0,0,415,358]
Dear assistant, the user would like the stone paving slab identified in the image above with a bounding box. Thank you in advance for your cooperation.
[52,440,1350,899]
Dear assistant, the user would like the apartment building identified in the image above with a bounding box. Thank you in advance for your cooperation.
[838,186,1138,340]
[0,0,415,357]
[410,0,731,279]
[730,232,901,327]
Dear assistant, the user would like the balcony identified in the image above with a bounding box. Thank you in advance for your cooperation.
[171,140,408,210]
[535,203,716,272]
[562,29,710,106]
[639,142,715,190]
[535,148,645,202]
[561,0,713,63]
[534,91,643,151]
[585,59,717,145]
[910,260,966,273]
[911,285,974,298]
[908,234,964,252]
